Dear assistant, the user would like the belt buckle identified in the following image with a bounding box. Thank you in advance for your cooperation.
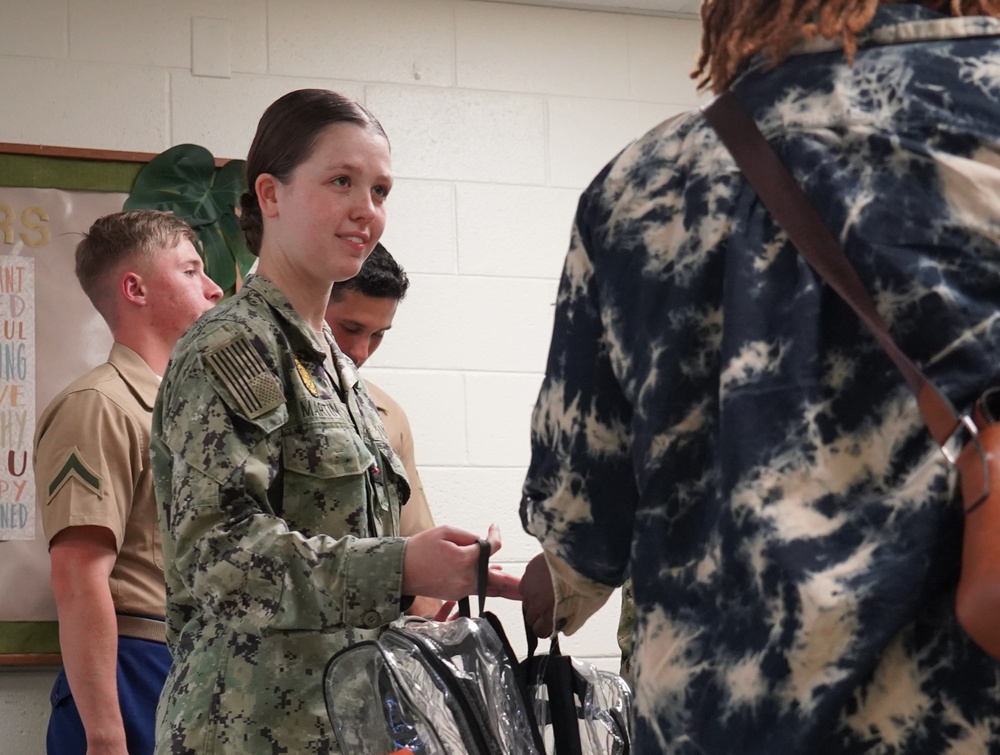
[941,414,978,466]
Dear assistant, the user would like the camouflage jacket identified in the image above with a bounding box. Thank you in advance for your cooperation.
[152,274,410,754]
[522,6,1000,754]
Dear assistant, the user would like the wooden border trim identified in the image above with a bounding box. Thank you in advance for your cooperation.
[0,142,231,167]
[0,654,62,667]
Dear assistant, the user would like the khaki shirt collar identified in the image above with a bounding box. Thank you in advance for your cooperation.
[108,342,160,411]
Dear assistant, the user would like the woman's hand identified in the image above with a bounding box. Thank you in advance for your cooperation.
[402,523,521,602]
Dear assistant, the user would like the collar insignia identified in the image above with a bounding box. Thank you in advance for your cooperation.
[295,357,318,397]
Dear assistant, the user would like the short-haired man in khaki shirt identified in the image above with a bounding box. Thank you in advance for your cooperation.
[35,210,222,755]
[325,243,442,618]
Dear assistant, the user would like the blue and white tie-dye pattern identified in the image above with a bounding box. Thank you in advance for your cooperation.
[521,6,1000,753]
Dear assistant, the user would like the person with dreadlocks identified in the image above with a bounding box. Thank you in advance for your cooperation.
[519,1,1000,752]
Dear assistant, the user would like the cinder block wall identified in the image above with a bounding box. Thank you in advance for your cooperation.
[0,0,702,750]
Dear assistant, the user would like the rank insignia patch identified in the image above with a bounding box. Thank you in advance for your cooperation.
[48,447,102,502]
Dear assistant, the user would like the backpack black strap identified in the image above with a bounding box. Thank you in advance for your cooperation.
[457,538,491,618]
[522,616,586,755]
[454,539,547,751]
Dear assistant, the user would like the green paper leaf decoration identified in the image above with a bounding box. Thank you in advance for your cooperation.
[124,144,254,296]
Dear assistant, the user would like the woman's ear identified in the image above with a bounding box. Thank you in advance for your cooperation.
[256,174,281,219]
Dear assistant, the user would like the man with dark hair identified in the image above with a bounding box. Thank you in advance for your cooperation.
[326,243,439,616]
[326,243,411,368]
[36,210,222,755]
[520,1,1000,752]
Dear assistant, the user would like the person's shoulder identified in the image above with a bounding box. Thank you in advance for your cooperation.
[39,361,122,420]
[168,289,282,379]
[59,360,120,394]
[179,286,270,345]
[35,362,141,454]
[363,379,409,421]
[581,107,704,222]
[610,109,703,178]
[159,288,288,446]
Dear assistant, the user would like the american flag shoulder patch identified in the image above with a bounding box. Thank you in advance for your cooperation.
[204,335,285,420]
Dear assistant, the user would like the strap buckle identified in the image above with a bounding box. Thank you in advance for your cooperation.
[941,414,978,466]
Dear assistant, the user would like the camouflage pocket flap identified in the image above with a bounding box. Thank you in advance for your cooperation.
[282,422,374,478]
[373,437,411,506]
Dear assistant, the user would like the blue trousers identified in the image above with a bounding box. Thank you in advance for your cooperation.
[46,636,171,755]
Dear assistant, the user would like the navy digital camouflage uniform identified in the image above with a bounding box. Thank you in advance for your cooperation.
[522,6,1000,753]
[152,274,410,754]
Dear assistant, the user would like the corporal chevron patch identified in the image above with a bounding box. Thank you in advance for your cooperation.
[48,447,102,502]
[204,334,284,420]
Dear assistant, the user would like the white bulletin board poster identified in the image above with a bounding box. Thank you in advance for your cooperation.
[0,144,144,665]
[0,255,36,541]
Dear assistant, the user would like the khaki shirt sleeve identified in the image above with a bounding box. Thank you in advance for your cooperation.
[544,549,614,636]
[36,389,142,550]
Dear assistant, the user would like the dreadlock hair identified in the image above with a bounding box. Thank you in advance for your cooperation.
[694,0,1000,94]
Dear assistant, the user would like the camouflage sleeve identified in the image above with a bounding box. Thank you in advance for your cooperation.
[154,324,406,632]
[520,213,638,620]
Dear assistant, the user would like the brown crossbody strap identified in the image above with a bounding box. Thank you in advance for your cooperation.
[701,91,988,506]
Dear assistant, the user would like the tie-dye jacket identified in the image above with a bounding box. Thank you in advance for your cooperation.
[521,6,1000,753]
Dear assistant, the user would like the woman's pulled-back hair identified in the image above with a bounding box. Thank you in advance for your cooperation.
[239,89,388,256]
[695,0,1000,94]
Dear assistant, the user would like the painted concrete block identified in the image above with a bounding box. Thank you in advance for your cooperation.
[0,57,167,151]
[379,179,458,275]
[627,15,703,105]
[1,0,66,59]
[367,86,546,184]
[0,672,53,754]
[171,72,364,161]
[548,95,688,188]
[192,17,232,79]
[69,0,266,73]
[457,183,579,280]
[465,372,543,468]
[366,273,558,373]
[268,0,454,87]
[456,2,629,98]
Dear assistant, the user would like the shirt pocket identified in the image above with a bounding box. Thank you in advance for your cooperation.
[280,420,375,537]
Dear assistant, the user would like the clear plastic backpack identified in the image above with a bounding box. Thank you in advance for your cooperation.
[324,611,542,755]
[323,541,543,754]
[323,540,633,755]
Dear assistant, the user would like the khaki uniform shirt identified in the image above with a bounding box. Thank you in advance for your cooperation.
[35,342,165,619]
[366,380,435,537]
[152,275,410,754]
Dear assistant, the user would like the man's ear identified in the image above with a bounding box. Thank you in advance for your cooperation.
[256,174,281,219]
[120,271,147,306]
